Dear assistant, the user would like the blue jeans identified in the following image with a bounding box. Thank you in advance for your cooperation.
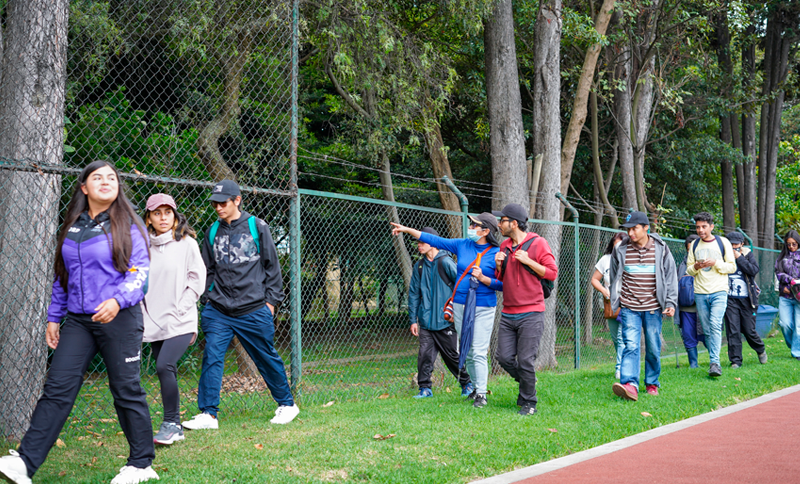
[607,317,623,374]
[619,307,662,389]
[453,303,496,394]
[198,304,294,416]
[695,292,728,365]
[778,297,800,357]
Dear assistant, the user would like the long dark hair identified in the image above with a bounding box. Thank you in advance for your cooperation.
[603,232,629,255]
[144,207,196,241]
[778,230,800,262]
[54,161,148,289]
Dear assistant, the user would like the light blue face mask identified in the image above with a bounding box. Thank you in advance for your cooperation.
[467,228,481,242]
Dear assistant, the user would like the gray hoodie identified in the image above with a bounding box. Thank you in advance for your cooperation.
[143,231,206,342]
[609,233,678,312]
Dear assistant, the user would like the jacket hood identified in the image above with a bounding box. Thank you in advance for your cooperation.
[150,231,174,247]
[220,210,252,228]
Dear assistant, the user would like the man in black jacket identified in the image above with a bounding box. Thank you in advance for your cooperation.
[183,180,299,430]
[723,231,767,368]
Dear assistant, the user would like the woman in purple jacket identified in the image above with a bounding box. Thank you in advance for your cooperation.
[0,161,158,484]
[776,230,800,359]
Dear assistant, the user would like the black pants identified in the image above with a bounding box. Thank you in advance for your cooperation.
[497,312,544,406]
[18,307,154,476]
[417,326,471,389]
[725,298,765,365]
[150,333,194,425]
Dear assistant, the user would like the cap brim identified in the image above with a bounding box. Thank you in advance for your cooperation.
[491,210,505,218]
[468,215,482,225]
[620,222,638,228]
[209,194,230,202]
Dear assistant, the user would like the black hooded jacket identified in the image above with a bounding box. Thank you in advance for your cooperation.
[201,210,285,317]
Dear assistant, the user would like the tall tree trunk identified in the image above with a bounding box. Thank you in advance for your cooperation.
[612,43,637,212]
[740,27,757,239]
[424,124,462,238]
[0,0,68,441]
[715,9,737,233]
[532,0,562,369]
[484,0,529,211]
[591,92,619,227]
[560,0,616,195]
[720,115,736,232]
[380,152,413,289]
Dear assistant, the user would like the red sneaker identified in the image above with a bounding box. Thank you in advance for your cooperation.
[646,385,659,396]
[612,382,638,401]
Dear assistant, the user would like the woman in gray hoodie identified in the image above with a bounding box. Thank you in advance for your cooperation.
[142,194,206,445]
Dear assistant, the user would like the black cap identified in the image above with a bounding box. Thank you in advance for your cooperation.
[726,231,745,245]
[492,203,528,224]
[421,227,439,237]
[209,180,240,202]
[621,211,650,228]
[468,212,499,233]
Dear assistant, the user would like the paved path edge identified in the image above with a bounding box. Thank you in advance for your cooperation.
[471,384,800,484]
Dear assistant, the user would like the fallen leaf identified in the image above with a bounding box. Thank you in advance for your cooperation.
[96,441,104,447]
[548,428,558,433]
[58,471,67,477]
[56,439,66,448]
[117,432,124,436]
[91,457,97,464]
[373,433,396,441]
[117,455,125,459]
[734,377,741,381]
[254,444,264,450]
[99,419,115,423]
[641,412,652,417]
[445,387,451,393]
[378,393,390,399]
[322,401,335,407]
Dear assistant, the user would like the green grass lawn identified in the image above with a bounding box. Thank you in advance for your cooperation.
[21,336,800,483]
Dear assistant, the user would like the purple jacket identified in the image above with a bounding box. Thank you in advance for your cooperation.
[775,250,800,299]
[47,211,150,321]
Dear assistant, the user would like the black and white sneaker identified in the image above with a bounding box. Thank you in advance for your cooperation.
[472,394,487,408]
[519,403,537,416]
[708,363,722,377]
[154,422,185,445]
[467,390,477,401]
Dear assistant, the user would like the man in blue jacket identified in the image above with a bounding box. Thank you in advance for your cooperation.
[409,228,473,398]
[183,180,299,429]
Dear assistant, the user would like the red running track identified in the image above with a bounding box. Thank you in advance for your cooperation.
[486,386,800,484]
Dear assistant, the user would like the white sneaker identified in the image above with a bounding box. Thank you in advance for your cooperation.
[270,404,300,425]
[182,412,218,430]
[0,450,31,484]
[110,465,159,484]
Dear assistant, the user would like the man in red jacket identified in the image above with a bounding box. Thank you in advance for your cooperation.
[494,204,558,416]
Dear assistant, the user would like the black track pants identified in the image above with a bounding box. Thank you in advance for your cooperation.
[725,298,765,365]
[417,326,471,389]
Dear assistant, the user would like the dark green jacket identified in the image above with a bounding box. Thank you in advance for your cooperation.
[408,251,457,331]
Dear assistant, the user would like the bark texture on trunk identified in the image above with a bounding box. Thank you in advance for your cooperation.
[739,29,757,239]
[611,44,637,212]
[0,0,68,441]
[484,0,529,211]
[424,124,462,238]
[380,152,413,289]
[532,0,562,369]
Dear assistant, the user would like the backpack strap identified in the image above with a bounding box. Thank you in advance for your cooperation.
[501,235,539,276]
[207,221,221,257]
[692,236,726,262]
[248,216,261,254]
[437,257,455,289]
[445,246,492,305]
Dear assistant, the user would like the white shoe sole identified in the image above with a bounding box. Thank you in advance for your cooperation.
[154,434,185,445]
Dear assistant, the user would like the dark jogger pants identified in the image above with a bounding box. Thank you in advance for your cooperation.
[496,312,544,406]
[725,297,765,365]
[150,333,194,424]
[19,307,154,476]
[417,326,471,389]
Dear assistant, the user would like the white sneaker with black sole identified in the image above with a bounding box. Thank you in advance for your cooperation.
[182,412,218,430]
[153,422,185,445]
[270,404,300,424]
[110,465,159,484]
[0,450,31,484]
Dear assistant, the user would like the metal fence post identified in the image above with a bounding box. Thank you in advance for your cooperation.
[556,193,580,369]
[442,175,469,238]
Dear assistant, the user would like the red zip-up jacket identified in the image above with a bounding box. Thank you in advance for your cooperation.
[495,232,558,313]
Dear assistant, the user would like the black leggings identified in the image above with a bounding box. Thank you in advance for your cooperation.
[150,333,194,424]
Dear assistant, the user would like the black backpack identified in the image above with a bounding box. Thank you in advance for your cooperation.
[500,235,553,298]
[416,255,455,289]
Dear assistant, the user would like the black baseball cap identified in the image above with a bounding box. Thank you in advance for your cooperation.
[621,211,650,228]
[209,179,240,202]
[492,203,528,224]
[421,227,439,237]
[726,231,745,245]
[468,212,499,233]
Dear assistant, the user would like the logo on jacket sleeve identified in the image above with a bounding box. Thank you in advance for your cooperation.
[125,266,149,292]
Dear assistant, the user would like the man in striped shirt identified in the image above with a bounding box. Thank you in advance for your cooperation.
[609,211,678,401]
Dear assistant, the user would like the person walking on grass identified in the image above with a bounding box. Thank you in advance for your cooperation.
[493,204,558,416]
[686,212,737,377]
[723,231,767,368]
[142,194,206,445]
[590,232,629,380]
[391,213,502,409]
[183,180,299,430]
[0,161,158,484]
[677,234,706,369]
[408,228,474,398]
[609,211,677,402]
[775,230,800,359]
